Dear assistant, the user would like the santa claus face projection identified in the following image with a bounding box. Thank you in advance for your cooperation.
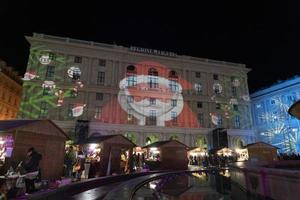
[118,75,184,126]
[117,62,189,127]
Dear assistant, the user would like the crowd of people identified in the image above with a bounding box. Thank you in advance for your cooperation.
[64,146,86,181]
[0,147,42,199]
[277,153,300,160]
[189,155,237,168]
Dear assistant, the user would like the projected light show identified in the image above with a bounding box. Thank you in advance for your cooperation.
[256,96,300,153]
[19,45,86,119]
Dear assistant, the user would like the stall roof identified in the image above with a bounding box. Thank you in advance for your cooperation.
[0,119,69,139]
[245,142,280,149]
[143,140,189,149]
[79,134,136,146]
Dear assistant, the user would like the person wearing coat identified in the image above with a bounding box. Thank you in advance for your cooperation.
[22,147,42,194]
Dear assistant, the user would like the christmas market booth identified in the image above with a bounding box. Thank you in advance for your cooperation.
[142,140,189,170]
[245,142,278,163]
[78,134,136,177]
[0,120,68,179]
[188,147,208,165]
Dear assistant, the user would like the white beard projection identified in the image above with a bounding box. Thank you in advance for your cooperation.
[118,75,184,126]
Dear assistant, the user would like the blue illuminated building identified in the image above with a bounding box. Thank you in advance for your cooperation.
[251,77,300,153]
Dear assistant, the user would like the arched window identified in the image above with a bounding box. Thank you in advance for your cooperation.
[169,134,179,141]
[148,68,159,88]
[126,65,136,74]
[168,70,178,79]
[235,138,244,148]
[124,132,137,144]
[126,65,137,87]
[148,68,158,76]
[145,134,159,145]
[195,136,207,149]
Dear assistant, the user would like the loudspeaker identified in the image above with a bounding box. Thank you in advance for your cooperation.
[75,120,89,143]
[212,128,228,149]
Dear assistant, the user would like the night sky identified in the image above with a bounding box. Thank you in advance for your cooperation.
[1,1,300,93]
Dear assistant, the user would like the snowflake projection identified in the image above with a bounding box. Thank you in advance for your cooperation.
[18,45,86,119]
[259,96,300,153]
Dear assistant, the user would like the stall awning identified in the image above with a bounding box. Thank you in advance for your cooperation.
[78,134,136,147]
[143,140,189,149]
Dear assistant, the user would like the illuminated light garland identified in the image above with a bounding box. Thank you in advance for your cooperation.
[55,90,64,106]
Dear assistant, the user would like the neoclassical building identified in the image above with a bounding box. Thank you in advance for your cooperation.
[0,59,23,120]
[19,33,255,149]
[251,77,300,153]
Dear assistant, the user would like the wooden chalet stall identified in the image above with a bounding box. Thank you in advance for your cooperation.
[81,134,136,177]
[0,120,68,179]
[143,140,189,170]
[246,142,278,163]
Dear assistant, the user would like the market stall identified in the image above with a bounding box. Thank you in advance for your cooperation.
[188,147,208,165]
[0,120,68,179]
[143,140,189,170]
[245,142,278,163]
[79,134,136,177]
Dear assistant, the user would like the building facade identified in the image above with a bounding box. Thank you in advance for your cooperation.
[19,33,255,148]
[251,77,300,153]
[0,59,23,120]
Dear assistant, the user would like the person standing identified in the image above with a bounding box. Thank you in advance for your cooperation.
[74,148,85,181]
[64,146,76,177]
[22,147,42,194]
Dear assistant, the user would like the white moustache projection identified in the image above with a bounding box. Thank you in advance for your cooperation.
[118,75,184,126]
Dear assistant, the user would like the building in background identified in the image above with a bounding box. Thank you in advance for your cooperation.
[19,33,254,148]
[251,77,300,153]
[0,59,23,120]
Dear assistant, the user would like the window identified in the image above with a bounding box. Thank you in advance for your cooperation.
[213,74,219,80]
[195,72,201,78]
[98,59,106,66]
[45,65,55,78]
[149,110,156,125]
[194,83,202,94]
[97,72,105,85]
[217,115,223,127]
[213,84,222,95]
[216,103,221,109]
[234,116,241,128]
[127,95,134,103]
[270,99,275,105]
[39,102,48,118]
[197,113,204,125]
[169,80,178,92]
[127,76,137,87]
[43,88,51,96]
[148,68,158,76]
[233,105,238,111]
[148,76,159,89]
[171,111,177,122]
[74,56,82,63]
[197,102,203,108]
[68,104,74,117]
[150,98,156,105]
[171,99,177,107]
[94,106,102,119]
[231,86,237,96]
[96,93,103,101]
[127,109,134,123]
